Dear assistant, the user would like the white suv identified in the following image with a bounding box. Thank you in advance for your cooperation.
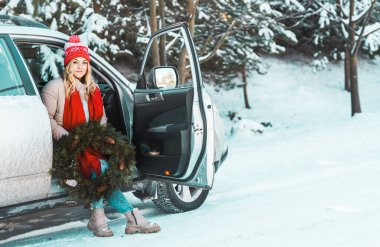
[0,15,228,217]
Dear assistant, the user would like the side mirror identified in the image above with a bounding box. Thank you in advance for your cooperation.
[148,66,179,89]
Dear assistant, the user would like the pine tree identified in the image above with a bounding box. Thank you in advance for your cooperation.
[158,0,305,86]
[1,0,145,63]
[295,0,380,116]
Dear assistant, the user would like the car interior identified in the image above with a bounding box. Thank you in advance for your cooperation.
[16,43,126,134]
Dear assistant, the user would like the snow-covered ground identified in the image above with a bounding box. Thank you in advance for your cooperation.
[1,56,380,246]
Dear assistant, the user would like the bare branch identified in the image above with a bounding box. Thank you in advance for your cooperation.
[286,9,323,29]
[199,19,238,64]
[363,26,380,39]
[200,23,216,56]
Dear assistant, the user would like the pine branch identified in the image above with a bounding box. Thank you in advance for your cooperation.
[285,9,324,29]
[316,1,354,32]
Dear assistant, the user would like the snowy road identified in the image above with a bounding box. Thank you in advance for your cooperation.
[2,114,380,247]
[2,57,380,246]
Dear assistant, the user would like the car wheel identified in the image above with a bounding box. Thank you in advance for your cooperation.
[152,182,210,213]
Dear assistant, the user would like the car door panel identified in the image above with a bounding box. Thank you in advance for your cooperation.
[133,88,193,176]
[134,23,213,188]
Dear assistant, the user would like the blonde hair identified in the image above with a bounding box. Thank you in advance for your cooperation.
[64,60,96,100]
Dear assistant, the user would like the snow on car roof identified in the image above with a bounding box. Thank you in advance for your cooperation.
[0,16,67,41]
[0,25,68,40]
[0,15,48,29]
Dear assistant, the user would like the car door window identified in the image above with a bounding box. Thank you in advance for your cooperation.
[16,43,64,91]
[142,30,194,89]
[0,38,25,96]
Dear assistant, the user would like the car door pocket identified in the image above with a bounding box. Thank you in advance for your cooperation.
[145,124,188,156]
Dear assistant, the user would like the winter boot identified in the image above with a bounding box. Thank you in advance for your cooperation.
[125,208,161,234]
[87,208,114,237]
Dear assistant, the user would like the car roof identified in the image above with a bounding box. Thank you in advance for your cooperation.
[0,15,68,41]
[0,25,68,40]
[0,14,48,28]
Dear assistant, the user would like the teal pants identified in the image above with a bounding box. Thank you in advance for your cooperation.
[91,160,133,214]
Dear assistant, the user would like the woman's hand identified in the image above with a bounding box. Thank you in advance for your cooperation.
[119,160,125,170]
[104,136,115,144]
[53,125,69,141]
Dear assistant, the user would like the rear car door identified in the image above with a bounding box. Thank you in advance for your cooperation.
[0,34,52,207]
[133,23,214,189]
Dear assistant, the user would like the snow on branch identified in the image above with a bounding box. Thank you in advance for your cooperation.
[0,0,21,15]
[353,0,376,55]
[362,23,380,38]
[199,19,237,64]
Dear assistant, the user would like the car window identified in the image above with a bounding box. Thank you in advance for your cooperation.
[143,30,194,90]
[0,38,26,96]
[16,43,64,91]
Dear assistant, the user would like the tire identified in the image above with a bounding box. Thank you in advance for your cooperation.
[152,182,209,213]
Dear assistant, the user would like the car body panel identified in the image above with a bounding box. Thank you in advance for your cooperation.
[0,96,52,207]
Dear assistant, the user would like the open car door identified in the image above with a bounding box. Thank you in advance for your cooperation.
[133,23,214,189]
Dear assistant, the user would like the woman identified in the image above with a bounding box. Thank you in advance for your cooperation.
[41,35,161,237]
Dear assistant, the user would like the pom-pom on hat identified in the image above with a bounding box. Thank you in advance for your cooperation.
[64,35,90,66]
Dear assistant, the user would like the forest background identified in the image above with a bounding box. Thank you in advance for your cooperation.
[1,0,380,116]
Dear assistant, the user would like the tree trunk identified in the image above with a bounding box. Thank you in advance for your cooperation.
[33,0,39,17]
[150,0,160,67]
[349,0,361,116]
[242,64,251,109]
[178,0,195,84]
[158,0,167,66]
[350,54,361,116]
[344,45,350,92]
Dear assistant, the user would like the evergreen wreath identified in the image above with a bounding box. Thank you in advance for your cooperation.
[51,121,136,204]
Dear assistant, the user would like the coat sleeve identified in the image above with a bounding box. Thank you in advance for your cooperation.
[41,80,69,140]
[41,81,59,133]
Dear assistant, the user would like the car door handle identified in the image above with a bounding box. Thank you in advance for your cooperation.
[149,93,158,101]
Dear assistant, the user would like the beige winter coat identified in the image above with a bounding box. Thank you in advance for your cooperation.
[41,78,107,140]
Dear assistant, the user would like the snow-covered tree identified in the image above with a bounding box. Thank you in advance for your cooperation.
[290,0,379,116]
[1,0,145,62]
[156,0,306,88]
[294,1,380,71]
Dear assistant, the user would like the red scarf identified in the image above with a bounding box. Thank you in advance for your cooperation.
[63,87,104,178]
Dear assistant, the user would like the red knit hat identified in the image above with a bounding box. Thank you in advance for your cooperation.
[64,35,90,66]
